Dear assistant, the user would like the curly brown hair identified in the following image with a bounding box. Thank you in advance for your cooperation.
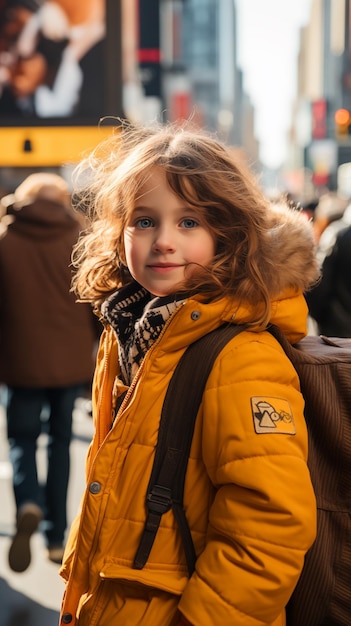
[71,120,300,327]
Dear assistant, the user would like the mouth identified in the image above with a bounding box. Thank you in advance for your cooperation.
[147,263,183,273]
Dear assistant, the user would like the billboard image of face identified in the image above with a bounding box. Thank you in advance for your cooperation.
[0,0,106,123]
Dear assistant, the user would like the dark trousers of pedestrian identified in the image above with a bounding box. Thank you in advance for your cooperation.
[6,385,82,548]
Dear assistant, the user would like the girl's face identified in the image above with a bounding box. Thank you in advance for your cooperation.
[123,167,216,296]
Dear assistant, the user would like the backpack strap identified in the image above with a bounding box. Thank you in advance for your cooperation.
[133,323,246,575]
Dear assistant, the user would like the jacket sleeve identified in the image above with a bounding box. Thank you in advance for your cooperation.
[178,331,317,626]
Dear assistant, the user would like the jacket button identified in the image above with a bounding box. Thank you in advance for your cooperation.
[89,481,101,494]
[62,614,73,624]
[191,310,201,320]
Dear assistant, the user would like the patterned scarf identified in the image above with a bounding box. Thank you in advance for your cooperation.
[101,281,186,384]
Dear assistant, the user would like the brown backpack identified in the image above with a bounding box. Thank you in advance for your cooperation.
[134,324,351,626]
[270,326,351,626]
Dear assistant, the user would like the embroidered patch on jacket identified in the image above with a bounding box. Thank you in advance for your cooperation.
[251,397,296,434]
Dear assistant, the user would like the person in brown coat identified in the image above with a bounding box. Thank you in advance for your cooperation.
[0,172,99,572]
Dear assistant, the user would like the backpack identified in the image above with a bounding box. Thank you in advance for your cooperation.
[133,323,351,626]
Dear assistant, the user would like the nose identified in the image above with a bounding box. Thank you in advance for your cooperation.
[152,225,176,253]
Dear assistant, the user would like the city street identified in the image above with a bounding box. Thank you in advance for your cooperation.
[0,396,93,626]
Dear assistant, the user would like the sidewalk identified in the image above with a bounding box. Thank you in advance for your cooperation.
[0,398,93,626]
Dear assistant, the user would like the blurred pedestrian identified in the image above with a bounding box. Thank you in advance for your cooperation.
[311,191,348,245]
[306,203,351,337]
[0,172,99,572]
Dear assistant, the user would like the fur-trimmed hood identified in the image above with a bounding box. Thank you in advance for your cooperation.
[263,202,320,297]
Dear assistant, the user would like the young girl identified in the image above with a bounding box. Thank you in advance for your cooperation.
[59,121,319,626]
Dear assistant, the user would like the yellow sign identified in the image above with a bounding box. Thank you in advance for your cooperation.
[0,125,118,167]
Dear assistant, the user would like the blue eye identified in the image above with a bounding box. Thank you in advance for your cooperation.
[136,218,153,229]
[181,218,198,229]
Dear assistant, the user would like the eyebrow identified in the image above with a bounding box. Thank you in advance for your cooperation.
[132,205,199,214]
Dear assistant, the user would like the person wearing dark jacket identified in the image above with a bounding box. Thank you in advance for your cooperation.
[306,204,351,337]
[0,172,99,572]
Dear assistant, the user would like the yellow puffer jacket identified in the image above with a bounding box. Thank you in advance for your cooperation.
[59,288,316,626]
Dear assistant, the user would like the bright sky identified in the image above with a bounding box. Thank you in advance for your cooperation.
[235,0,312,169]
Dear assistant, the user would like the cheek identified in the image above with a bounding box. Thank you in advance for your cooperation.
[123,231,131,255]
[123,232,133,269]
[189,234,216,264]
[123,232,144,268]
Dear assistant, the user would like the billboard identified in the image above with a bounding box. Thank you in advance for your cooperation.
[0,0,123,165]
[0,0,120,125]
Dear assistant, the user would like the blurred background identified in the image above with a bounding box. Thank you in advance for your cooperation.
[1,1,351,623]
[0,0,350,203]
